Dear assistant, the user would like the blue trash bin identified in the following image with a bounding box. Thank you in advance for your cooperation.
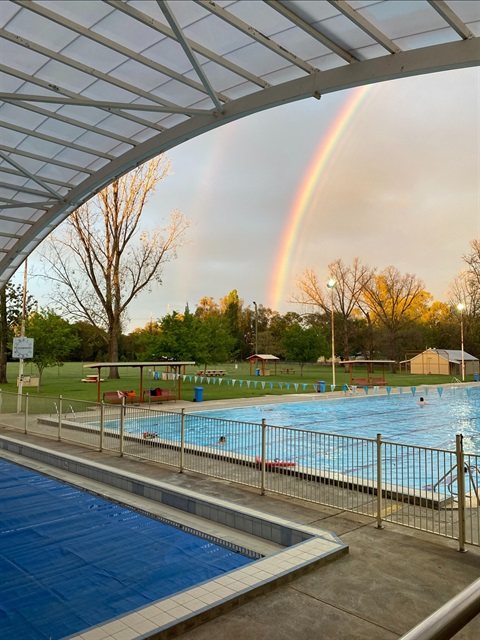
[475,373,479,382]
[256,368,261,376]
[317,380,326,393]
[194,386,203,402]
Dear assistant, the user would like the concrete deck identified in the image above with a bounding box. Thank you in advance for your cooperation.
[1,394,480,639]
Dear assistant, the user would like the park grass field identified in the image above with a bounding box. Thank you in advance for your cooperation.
[0,360,467,403]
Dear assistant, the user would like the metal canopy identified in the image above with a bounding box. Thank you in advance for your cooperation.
[1,0,479,288]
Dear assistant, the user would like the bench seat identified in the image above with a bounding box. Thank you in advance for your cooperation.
[352,378,369,386]
[103,391,138,404]
[143,388,177,403]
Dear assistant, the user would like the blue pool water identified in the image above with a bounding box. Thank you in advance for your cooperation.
[100,388,480,488]
[201,387,480,452]
[0,459,253,640]
[113,386,480,454]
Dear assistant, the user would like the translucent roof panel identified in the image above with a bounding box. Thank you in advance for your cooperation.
[1,0,479,287]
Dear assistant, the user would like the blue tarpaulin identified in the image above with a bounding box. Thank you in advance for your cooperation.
[0,459,253,640]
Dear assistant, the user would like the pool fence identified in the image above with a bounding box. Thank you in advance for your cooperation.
[0,390,478,552]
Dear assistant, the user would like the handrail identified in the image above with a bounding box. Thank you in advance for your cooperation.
[399,577,480,640]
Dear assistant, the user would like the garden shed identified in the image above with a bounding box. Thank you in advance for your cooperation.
[408,349,479,376]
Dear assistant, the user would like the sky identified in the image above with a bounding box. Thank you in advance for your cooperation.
[21,66,480,333]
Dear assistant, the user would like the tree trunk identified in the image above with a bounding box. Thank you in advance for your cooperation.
[0,286,8,384]
[108,324,120,379]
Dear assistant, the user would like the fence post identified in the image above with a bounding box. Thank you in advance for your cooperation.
[456,434,467,553]
[99,401,104,451]
[260,418,266,496]
[119,398,125,456]
[24,393,29,434]
[180,409,185,473]
[58,395,63,441]
[376,433,384,529]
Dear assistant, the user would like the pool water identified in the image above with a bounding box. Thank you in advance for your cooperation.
[101,388,480,488]
[200,387,480,453]
[0,459,253,640]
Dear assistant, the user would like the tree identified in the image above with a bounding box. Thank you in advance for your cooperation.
[40,157,190,378]
[282,324,327,376]
[25,310,80,389]
[362,267,432,360]
[0,282,36,384]
[293,258,374,359]
[448,240,480,356]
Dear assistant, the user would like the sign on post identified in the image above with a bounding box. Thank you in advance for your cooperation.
[12,337,34,359]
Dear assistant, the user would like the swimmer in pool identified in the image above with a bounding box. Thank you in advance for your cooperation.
[218,436,227,444]
[418,397,426,406]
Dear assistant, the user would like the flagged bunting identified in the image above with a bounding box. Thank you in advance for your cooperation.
[173,372,461,401]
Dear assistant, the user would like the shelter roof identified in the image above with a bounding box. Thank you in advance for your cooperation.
[1,1,479,287]
[248,354,280,361]
[342,360,396,365]
[84,361,195,369]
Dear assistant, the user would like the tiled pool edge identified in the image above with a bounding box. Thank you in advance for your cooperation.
[0,434,348,640]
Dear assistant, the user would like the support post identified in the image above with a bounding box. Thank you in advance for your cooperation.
[58,395,62,441]
[260,418,266,495]
[376,433,384,529]
[456,434,466,553]
[180,408,185,473]
[99,401,104,451]
[24,393,29,434]
[119,398,125,456]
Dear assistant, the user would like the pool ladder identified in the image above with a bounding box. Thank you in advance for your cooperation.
[51,402,76,419]
[433,463,480,504]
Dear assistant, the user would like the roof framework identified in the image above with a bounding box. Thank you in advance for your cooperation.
[1,0,479,288]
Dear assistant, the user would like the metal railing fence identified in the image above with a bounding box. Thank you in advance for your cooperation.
[0,390,478,550]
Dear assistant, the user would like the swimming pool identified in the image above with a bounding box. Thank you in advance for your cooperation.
[0,459,253,640]
[108,386,480,454]
[200,387,480,452]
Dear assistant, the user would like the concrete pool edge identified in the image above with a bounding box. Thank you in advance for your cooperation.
[0,434,348,640]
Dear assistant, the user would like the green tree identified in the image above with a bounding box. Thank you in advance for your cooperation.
[0,282,36,384]
[69,321,107,362]
[25,310,80,389]
[282,324,327,376]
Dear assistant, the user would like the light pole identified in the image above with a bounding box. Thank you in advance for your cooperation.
[326,278,336,388]
[457,303,465,381]
[253,301,258,354]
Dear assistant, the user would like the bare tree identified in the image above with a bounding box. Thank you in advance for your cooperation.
[362,266,431,360]
[292,258,374,359]
[40,157,190,378]
[449,239,480,316]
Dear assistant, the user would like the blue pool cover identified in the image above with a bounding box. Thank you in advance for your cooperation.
[0,459,253,640]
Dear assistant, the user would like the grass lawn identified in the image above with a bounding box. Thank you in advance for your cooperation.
[0,360,470,403]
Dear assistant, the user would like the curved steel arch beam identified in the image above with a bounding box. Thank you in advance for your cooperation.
[1,37,479,288]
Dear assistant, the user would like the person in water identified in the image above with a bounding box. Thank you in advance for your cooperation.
[418,396,426,406]
[218,435,227,444]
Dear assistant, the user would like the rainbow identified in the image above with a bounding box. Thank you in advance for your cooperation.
[269,85,373,310]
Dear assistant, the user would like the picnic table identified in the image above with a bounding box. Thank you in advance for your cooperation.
[197,370,227,377]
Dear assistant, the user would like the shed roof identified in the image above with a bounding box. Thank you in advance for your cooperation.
[84,361,195,369]
[248,355,280,361]
[411,349,478,363]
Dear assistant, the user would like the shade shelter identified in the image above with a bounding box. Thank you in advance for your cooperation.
[84,361,195,403]
[342,360,396,386]
[248,355,279,376]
